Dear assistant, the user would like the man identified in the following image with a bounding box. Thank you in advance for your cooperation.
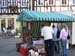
[41,22,54,56]
[52,25,60,54]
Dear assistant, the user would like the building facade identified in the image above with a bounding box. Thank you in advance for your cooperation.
[32,0,75,45]
[0,0,31,31]
[0,0,75,45]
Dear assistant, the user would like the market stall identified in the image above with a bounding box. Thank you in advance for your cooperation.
[16,9,75,56]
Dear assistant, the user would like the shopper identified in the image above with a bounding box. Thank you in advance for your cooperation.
[52,25,60,54]
[60,25,68,56]
[41,22,54,56]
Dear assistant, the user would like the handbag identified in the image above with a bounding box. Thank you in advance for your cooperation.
[67,33,70,39]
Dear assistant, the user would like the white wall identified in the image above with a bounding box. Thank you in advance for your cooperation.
[72,22,75,45]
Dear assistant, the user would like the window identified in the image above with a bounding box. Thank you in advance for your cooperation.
[62,0,66,4]
[2,0,7,7]
[49,0,53,5]
[73,0,75,4]
[38,0,40,5]
[11,0,18,6]
[21,0,27,7]
[38,0,44,5]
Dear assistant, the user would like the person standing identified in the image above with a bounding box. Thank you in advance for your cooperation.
[52,25,60,54]
[60,25,68,56]
[41,22,54,56]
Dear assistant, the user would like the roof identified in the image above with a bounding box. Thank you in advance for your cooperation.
[17,9,75,22]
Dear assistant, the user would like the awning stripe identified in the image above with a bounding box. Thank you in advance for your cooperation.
[16,9,75,22]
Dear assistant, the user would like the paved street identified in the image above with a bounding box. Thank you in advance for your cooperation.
[56,47,75,56]
[0,37,75,56]
[0,38,22,56]
[68,47,75,56]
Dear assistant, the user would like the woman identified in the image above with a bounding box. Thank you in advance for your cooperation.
[60,25,68,56]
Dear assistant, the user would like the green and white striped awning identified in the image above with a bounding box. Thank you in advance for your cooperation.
[17,9,75,22]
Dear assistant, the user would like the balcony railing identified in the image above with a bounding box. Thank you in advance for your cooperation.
[0,6,30,15]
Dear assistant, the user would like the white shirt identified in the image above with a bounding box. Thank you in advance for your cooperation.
[41,26,54,40]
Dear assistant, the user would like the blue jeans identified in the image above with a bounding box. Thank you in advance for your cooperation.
[61,40,67,56]
[53,40,60,54]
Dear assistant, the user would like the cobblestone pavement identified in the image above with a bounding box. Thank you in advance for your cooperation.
[0,38,22,56]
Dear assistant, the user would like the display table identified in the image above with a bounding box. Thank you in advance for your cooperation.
[33,40,45,56]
